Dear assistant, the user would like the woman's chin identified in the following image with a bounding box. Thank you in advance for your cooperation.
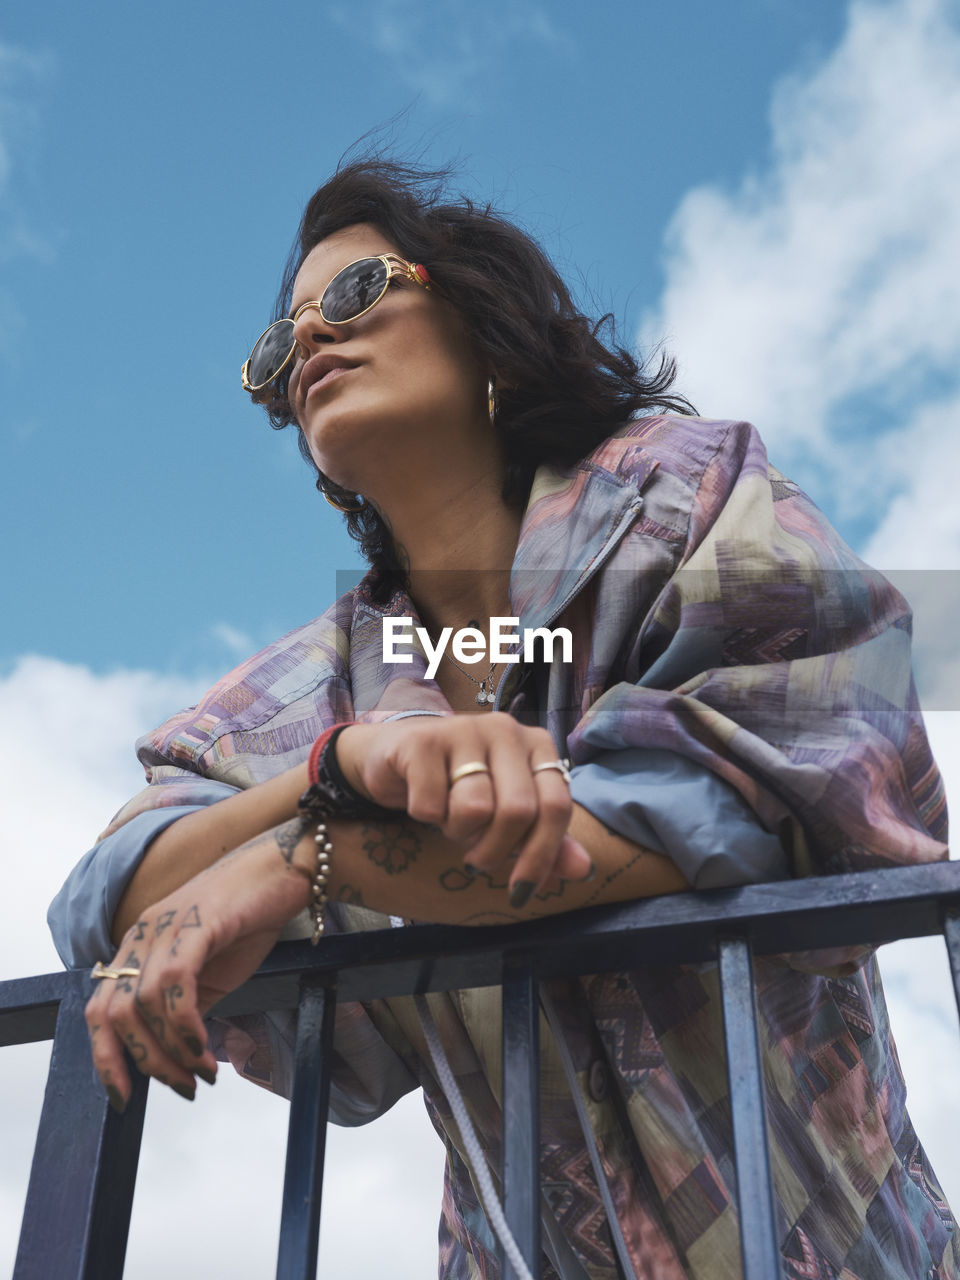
[303,425,374,490]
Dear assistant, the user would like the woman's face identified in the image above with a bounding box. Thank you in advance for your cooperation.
[286,223,489,494]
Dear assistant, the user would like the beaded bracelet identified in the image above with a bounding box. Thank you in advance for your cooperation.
[298,723,403,944]
[307,820,333,944]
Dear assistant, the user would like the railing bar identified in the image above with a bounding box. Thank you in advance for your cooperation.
[275,979,336,1280]
[944,910,960,1028]
[501,959,541,1278]
[717,936,782,1280]
[82,1069,150,1280]
[14,981,148,1280]
[209,862,960,1013]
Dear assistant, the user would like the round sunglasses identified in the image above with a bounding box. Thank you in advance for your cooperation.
[241,253,432,394]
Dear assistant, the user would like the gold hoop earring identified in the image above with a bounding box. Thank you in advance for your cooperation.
[322,488,365,514]
[487,376,498,428]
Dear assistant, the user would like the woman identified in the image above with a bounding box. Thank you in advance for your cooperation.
[50,160,956,1279]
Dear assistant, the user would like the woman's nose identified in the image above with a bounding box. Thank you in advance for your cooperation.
[291,303,337,357]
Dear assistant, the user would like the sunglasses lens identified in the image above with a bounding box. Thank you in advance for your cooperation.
[248,319,296,388]
[322,257,389,323]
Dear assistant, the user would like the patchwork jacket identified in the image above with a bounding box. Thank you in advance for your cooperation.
[60,416,956,1279]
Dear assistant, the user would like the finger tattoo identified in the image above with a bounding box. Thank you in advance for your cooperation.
[124,1032,148,1065]
[156,910,176,934]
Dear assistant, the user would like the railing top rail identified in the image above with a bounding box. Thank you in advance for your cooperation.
[4,861,959,1045]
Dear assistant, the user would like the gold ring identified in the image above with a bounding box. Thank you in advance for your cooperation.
[450,761,491,786]
[532,758,572,785]
[91,962,141,981]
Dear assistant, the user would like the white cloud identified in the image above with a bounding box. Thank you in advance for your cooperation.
[210,620,256,658]
[0,40,56,361]
[642,0,960,564]
[0,657,444,1279]
[0,40,53,203]
[328,0,571,108]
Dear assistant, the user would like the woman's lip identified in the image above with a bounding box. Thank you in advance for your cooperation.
[304,365,356,400]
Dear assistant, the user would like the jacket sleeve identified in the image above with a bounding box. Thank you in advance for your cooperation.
[47,747,419,1124]
[47,785,237,969]
[569,747,789,888]
[567,420,948,971]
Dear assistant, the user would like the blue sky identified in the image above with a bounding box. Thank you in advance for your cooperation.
[1,0,850,673]
[2,2,960,1277]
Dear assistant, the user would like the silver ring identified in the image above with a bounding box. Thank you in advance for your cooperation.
[450,761,491,786]
[532,758,571,785]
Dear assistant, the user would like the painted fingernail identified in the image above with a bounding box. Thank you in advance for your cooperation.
[196,1065,217,1086]
[106,1085,127,1114]
[509,881,535,910]
[172,1082,197,1102]
[585,860,597,882]
[183,1034,205,1058]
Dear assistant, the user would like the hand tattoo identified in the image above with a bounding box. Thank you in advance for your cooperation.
[156,910,176,934]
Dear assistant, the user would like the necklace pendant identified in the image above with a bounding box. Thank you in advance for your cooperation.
[476,689,489,705]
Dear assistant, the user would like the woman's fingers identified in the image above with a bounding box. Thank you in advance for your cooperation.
[551,832,594,882]
[87,981,202,1109]
[402,729,469,828]
[86,989,136,1111]
[498,766,578,900]
[459,732,539,873]
[85,911,219,1109]
[447,721,583,899]
[341,712,590,910]
[133,957,219,1084]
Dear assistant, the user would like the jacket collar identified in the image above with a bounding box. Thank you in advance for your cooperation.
[348,433,658,715]
[509,449,653,632]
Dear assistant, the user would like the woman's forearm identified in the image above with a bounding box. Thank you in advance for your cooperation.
[111,763,311,944]
[114,784,687,945]
[317,802,689,925]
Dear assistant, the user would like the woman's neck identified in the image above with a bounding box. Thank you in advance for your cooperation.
[361,431,523,635]
[403,487,522,637]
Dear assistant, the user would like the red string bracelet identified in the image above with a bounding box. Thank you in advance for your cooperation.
[308,723,353,787]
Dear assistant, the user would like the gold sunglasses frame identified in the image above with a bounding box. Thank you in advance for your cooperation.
[241,253,431,394]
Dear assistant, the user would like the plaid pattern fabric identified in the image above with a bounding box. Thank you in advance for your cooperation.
[102,416,955,1278]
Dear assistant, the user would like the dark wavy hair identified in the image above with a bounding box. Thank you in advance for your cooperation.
[258,158,692,596]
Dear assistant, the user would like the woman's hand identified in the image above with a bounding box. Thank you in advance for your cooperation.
[85,821,313,1110]
[336,713,591,905]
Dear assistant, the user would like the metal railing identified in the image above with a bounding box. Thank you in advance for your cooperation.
[4,861,960,1280]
